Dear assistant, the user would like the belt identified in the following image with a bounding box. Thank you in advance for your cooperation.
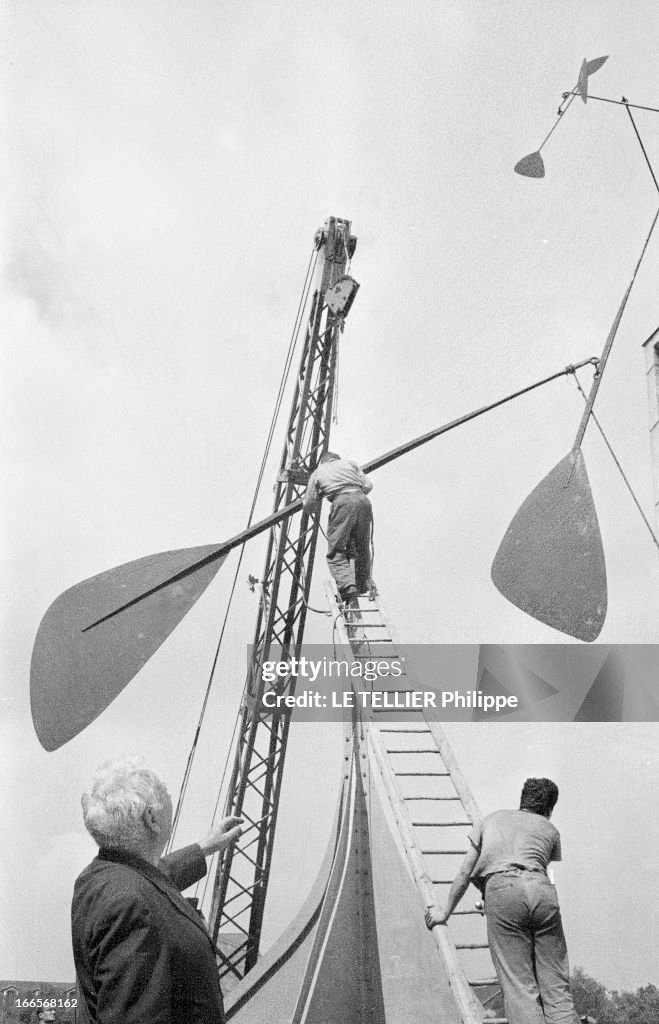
[486,867,546,883]
[329,487,363,500]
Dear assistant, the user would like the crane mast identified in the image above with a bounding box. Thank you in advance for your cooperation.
[208,216,358,979]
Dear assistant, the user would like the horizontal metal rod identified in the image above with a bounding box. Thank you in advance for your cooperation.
[363,356,597,474]
[84,357,597,631]
[565,91,659,114]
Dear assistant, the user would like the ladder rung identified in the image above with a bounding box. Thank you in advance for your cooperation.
[372,690,418,696]
[353,658,403,666]
[421,849,468,855]
[411,821,470,827]
[386,748,440,753]
[372,710,425,717]
[344,621,389,628]
[371,693,418,699]
[379,728,431,733]
[405,796,461,801]
[455,942,490,950]
[353,651,398,659]
[351,645,395,652]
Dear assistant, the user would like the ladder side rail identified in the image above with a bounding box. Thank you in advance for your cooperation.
[373,590,483,825]
[426,723,482,826]
[325,582,484,1024]
[367,726,486,1024]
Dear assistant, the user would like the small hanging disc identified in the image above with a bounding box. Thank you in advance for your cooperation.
[514,151,546,178]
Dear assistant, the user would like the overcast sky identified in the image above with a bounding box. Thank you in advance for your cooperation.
[2,0,658,994]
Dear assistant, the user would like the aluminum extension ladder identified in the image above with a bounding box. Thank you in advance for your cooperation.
[324,580,507,1024]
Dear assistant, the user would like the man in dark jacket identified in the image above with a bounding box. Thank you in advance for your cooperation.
[72,757,242,1024]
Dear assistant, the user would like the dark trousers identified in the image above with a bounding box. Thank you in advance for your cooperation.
[326,491,373,597]
[485,872,579,1024]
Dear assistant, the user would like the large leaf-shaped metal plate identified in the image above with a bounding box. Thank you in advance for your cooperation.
[491,451,607,642]
[31,544,228,750]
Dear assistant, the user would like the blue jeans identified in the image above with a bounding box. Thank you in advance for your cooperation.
[485,871,579,1024]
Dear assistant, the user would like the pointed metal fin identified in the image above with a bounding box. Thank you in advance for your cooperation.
[491,451,607,642]
[514,151,546,178]
[585,55,609,76]
[577,59,589,103]
[30,544,228,750]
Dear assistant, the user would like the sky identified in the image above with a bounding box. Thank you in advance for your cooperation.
[2,0,659,996]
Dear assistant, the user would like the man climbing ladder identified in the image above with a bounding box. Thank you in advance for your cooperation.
[304,451,373,605]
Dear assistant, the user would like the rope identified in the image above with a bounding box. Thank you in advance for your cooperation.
[167,245,318,855]
[332,332,340,424]
[624,103,659,194]
[571,207,659,454]
[572,371,659,552]
[369,515,375,587]
[541,91,576,149]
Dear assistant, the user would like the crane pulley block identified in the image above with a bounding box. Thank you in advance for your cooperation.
[326,275,360,318]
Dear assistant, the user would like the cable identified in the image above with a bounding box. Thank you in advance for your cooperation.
[572,372,659,553]
[167,245,318,853]
[332,332,340,424]
[624,103,659,194]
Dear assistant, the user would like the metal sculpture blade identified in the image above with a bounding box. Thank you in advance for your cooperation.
[514,151,545,178]
[576,55,609,102]
[491,451,607,642]
[30,544,228,750]
[514,56,609,176]
[586,56,608,76]
[29,358,598,749]
[577,59,589,103]
[494,187,658,640]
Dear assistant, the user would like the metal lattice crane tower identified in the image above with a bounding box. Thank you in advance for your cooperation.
[208,216,358,980]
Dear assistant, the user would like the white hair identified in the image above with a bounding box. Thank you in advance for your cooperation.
[82,756,170,849]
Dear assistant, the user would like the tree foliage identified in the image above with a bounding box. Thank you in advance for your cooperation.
[572,968,659,1024]
[0,984,76,1024]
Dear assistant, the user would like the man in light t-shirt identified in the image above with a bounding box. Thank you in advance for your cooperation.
[425,778,579,1024]
[304,452,373,604]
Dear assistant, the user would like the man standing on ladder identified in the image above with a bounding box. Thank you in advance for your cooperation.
[304,451,373,605]
[425,778,580,1024]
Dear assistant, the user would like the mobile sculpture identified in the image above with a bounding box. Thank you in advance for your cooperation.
[28,56,658,1022]
[492,56,659,641]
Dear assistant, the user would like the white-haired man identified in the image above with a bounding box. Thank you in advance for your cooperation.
[72,757,242,1024]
